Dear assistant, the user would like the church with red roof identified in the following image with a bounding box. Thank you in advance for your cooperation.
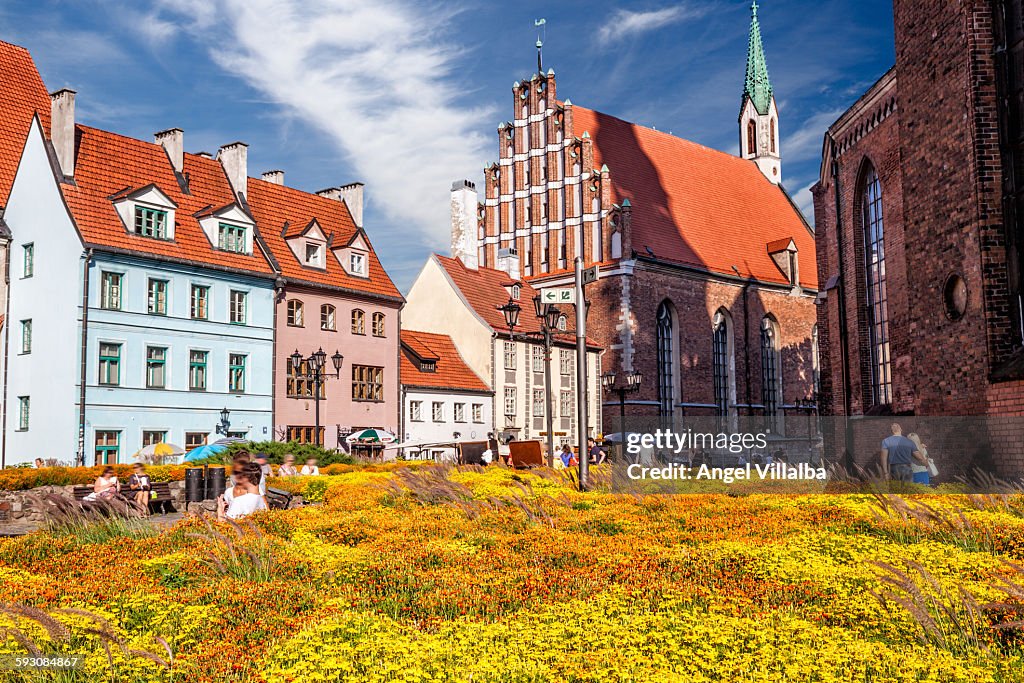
[446,3,820,435]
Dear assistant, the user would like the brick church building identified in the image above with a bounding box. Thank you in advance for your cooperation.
[450,4,819,436]
[812,0,1024,473]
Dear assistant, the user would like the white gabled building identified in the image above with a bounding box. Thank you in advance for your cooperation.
[399,330,492,461]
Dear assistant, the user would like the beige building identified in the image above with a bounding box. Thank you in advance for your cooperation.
[404,223,602,450]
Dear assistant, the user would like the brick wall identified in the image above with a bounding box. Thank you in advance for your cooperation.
[587,263,817,427]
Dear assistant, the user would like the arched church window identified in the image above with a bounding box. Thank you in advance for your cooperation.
[861,162,892,406]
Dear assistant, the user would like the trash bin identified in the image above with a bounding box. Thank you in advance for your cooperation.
[206,467,226,501]
[184,468,205,504]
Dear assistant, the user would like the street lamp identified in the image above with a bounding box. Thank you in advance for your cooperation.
[290,347,344,447]
[216,407,231,436]
[496,295,562,466]
[602,370,643,460]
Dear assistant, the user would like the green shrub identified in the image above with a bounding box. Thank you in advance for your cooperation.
[224,441,354,467]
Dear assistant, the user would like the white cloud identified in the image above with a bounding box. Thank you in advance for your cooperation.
[792,179,817,226]
[154,0,491,246]
[783,109,843,165]
[596,5,708,44]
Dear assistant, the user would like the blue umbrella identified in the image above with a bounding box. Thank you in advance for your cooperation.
[183,443,228,462]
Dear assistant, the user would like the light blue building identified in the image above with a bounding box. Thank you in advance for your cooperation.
[2,102,278,465]
[83,251,275,462]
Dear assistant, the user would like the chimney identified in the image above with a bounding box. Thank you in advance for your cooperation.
[216,142,248,198]
[451,180,479,270]
[155,128,184,174]
[338,182,364,227]
[496,247,520,280]
[316,187,342,201]
[261,170,284,185]
[50,89,76,178]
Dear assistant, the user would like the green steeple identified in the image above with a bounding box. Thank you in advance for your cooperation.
[742,1,773,116]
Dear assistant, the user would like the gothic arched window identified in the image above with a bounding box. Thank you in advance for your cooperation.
[713,310,735,426]
[770,118,777,154]
[861,162,892,406]
[657,302,677,418]
[747,120,757,157]
[761,316,782,432]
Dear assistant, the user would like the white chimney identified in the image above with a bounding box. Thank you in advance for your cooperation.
[497,247,520,279]
[316,187,342,201]
[217,141,248,198]
[450,179,479,270]
[261,170,284,185]
[50,89,76,178]
[155,128,184,174]
[338,182,364,227]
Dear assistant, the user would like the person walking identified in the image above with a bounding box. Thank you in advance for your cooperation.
[587,438,607,465]
[880,423,925,482]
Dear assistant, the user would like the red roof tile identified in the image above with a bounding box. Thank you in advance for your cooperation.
[570,105,817,289]
[61,126,275,276]
[0,40,50,207]
[434,255,599,348]
[247,177,402,300]
[400,330,489,392]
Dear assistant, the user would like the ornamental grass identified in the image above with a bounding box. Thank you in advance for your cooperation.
[0,463,1019,682]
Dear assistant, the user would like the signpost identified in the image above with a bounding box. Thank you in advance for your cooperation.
[540,288,576,305]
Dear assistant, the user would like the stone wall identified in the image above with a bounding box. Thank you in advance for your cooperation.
[0,480,187,525]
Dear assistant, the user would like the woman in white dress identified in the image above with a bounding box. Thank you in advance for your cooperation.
[217,462,268,520]
[300,458,320,476]
[84,467,120,502]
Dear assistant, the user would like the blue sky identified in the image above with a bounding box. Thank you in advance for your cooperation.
[1,0,895,291]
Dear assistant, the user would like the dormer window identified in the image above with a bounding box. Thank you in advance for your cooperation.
[350,252,366,276]
[305,242,324,267]
[134,207,168,239]
[218,223,247,253]
[511,284,521,300]
[420,360,437,373]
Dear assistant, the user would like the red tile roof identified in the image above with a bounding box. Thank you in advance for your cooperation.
[400,330,489,392]
[62,126,275,276]
[246,178,402,300]
[0,40,50,208]
[434,255,599,348]
[570,105,817,289]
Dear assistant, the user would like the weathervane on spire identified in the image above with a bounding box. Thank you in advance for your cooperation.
[535,18,546,74]
[751,0,759,17]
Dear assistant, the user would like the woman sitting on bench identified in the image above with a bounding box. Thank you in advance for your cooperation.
[127,463,153,517]
[84,466,120,502]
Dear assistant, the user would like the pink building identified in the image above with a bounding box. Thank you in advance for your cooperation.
[247,175,403,449]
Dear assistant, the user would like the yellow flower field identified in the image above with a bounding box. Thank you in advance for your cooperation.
[0,463,1022,682]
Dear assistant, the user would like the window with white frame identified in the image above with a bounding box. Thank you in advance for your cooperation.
[533,389,545,417]
[472,403,483,423]
[532,347,544,373]
[503,341,517,370]
[503,387,516,416]
[350,252,366,275]
[454,403,466,422]
[559,349,573,375]
[432,402,444,422]
[560,390,573,418]
[410,401,423,422]
[305,242,323,266]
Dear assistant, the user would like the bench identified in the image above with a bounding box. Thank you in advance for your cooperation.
[266,487,293,510]
[72,481,175,515]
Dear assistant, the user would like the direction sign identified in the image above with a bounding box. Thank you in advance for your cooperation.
[582,265,600,285]
[540,288,576,305]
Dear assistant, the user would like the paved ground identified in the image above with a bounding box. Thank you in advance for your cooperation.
[0,512,188,537]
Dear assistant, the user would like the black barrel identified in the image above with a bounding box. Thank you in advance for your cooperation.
[184,468,206,503]
[206,467,226,501]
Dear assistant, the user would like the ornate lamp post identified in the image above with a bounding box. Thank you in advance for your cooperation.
[602,370,643,459]
[497,296,563,466]
[290,347,344,447]
[215,407,231,436]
